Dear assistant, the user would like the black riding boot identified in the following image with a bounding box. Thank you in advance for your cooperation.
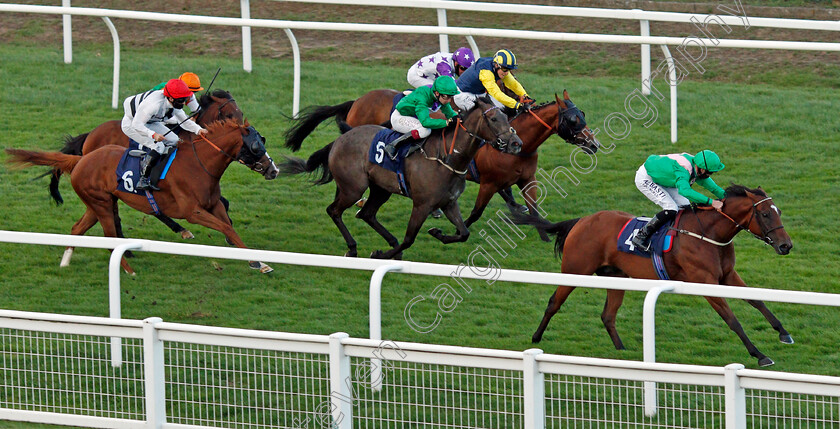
[136,150,162,191]
[383,132,415,161]
[631,209,676,252]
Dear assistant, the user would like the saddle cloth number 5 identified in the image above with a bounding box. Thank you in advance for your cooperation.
[375,141,386,164]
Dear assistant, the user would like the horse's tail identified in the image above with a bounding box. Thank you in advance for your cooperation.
[284,100,355,151]
[511,213,581,257]
[6,149,82,175]
[278,142,334,185]
[337,118,354,134]
[46,133,88,205]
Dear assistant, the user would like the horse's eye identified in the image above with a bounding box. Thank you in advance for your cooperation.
[761,212,770,218]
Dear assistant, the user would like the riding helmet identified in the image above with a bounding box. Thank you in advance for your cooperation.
[493,49,518,69]
[432,76,460,96]
[452,47,475,69]
[179,72,204,92]
[695,150,725,172]
[163,79,193,99]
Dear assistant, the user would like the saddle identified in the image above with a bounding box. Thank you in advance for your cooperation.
[116,141,177,194]
[616,211,684,280]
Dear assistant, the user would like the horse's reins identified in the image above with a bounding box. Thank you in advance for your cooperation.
[191,133,237,180]
[677,196,782,246]
[422,105,507,175]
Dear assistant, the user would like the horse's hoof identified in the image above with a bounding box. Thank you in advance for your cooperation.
[428,227,443,239]
[780,334,794,344]
[758,357,775,367]
[531,334,542,343]
[509,203,528,214]
[345,249,357,257]
[124,250,135,259]
[430,208,443,219]
[370,250,386,259]
[225,237,235,246]
[181,230,195,240]
[248,261,273,273]
[393,252,403,260]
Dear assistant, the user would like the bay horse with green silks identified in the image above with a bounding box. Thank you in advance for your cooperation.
[7,119,278,275]
[516,185,794,367]
[280,96,523,259]
[284,89,599,229]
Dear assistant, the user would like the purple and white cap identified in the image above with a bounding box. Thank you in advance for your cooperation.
[452,47,474,69]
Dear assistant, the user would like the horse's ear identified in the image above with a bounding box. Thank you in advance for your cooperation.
[563,89,570,100]
[555,93,568,109]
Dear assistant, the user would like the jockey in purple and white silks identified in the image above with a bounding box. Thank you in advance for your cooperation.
[631,150,727,251]
[406,47,475,88]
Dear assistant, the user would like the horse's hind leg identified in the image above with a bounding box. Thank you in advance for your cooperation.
[726,270,793,344]
[372,203,431,259]
[704,296,773,367]
[61,208,100,267]
[356,184,398,249]
[601,289,627,350]
[328,188,365,257]
[533,286,577,343]
[154,214,194,239]
[464,183,499,228]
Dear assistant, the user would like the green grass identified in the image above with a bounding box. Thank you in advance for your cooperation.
[1,36,839,404]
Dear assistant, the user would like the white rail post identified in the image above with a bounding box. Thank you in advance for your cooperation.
[638,11,651,95]
[240,0,252,72]
[437,1,449,53]
[725,363,747,429]
[109,242,142,367]
[523,348,546,429]
[283,29,300,116]
[660,45,678,143]
[62,0,71,64]
[143,317,165,429]
[329,332,353,429]
[101,17,120,109]
[465,36,480,58]
[642,283,675,416]
[369,264,403,391]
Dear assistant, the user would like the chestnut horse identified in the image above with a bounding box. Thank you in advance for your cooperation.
[518,185,793,367]
[7,119,278,274]
[49,90,244,240]
[280,96,523,259]
[283,89,599,228]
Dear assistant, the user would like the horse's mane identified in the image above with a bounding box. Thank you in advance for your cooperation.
[509,100,555,120]
[724,184,767,198]
[198,90,233,108]
[204,118,242,134]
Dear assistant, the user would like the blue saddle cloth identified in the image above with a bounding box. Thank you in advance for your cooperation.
[115,141,177,194]
[368,129,411,196]
[616,217,677,280]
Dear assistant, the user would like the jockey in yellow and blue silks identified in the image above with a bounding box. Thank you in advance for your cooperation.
[453,49,534,112]
[631,150,726,251]
[384,75,460,161]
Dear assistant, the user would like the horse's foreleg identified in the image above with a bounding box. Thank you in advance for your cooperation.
[725,270,793,344]
[704,296,773,367]
[464,183,499,228]
[185,203,271,274]
[533,286,576,343]
[372,204,430,260]
[429,200,470,244]
[154,214,193,239]
[518,180,550,242]
[328,188,364,257]
[498,186,528,213]
[356,185,398,249]
[602,289,627,350]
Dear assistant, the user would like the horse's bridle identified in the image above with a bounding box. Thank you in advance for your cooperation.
[195,97,240,124]
[456,106,519,152]
[191,128,272,179]
[690,196,784,246]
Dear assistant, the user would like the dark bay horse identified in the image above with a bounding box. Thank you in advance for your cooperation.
[280,96,523,259]
[49,90,244,240]
[517,185,793,367]
[284,89,599,228]
[7,119,278,274]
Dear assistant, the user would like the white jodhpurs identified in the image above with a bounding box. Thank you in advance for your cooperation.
[390,110,432,138]
[634,165,689,211]
[120,120,179,154]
